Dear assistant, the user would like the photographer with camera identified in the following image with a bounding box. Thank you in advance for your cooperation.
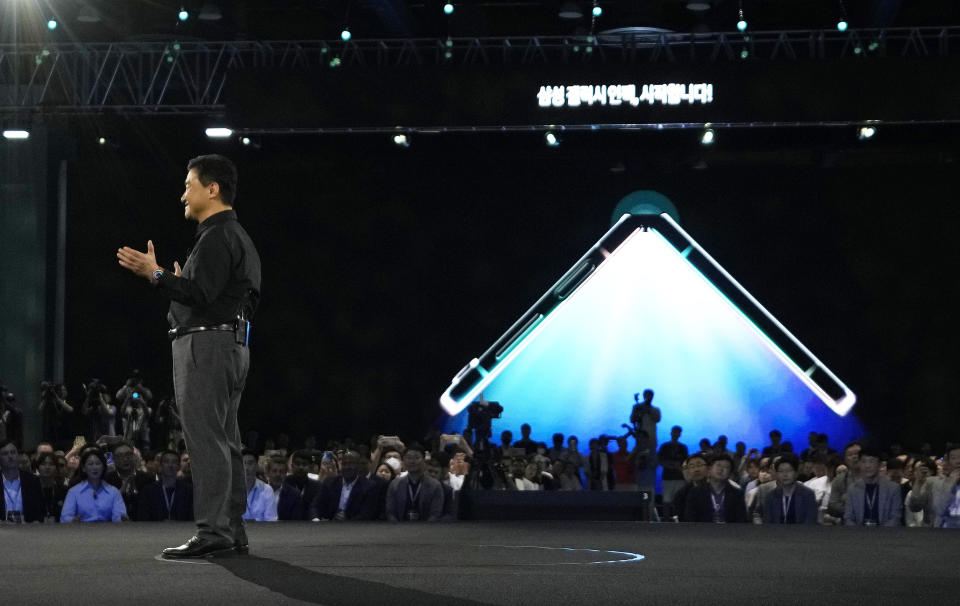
[630,389,662,452]
[153,397,182,452]
[38,381,73,447]
[119,385,152,452]
[0,386,24,450]
[80,379,116,441]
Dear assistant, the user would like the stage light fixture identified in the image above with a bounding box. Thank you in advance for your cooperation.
[198,4,223,21]
[740,49,749,59]
[3,130,30,140]
[592,5,603,18]
[329,57,342,67]
[545,132,560,147]
[443,3,454,15]
[558,1,583,19]
[393,134,410,148]
[701,128,715,145]
[736,1,746,31]
[178,8,189,21]
[205,127,233,138]
[341,28,352,41]
[857,126,876,140]
[47,19,58,30]
[98,137,106,145]
[241,137,251,145]
[837,20,848,32]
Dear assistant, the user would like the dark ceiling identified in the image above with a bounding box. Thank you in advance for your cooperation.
[7,1,959,43]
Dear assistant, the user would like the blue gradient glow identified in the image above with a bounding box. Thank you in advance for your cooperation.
[445,228,862,450]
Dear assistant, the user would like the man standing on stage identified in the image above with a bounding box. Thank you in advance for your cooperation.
[117,154,261,558]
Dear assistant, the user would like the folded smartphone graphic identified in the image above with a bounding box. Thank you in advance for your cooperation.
[440,213,858,447]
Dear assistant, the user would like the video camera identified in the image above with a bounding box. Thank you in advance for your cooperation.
[466,399,502,441]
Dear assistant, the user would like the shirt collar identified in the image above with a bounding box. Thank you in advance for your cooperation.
[195,209,237,236]
[2,474,20,487]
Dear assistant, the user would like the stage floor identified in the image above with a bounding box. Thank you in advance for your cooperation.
[4,521,955,605]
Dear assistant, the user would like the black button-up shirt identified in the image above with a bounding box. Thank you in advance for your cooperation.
[157,209,261,328]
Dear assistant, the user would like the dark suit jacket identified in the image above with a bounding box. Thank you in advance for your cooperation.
[0,471,45,523]
[136,479,194,521]
[281,476,322,520]
[385,475,444,522]
[309,475,381,521]
[276,483,303,520]
[844,478,903,526]
[684,482,748,523]
[762,484,818,524]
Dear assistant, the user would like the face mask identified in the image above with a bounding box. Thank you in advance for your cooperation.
[385,457,401,472]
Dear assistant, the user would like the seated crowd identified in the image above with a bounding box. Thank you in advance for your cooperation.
[1,425,958,527]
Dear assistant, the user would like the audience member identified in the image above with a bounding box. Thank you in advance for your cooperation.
[684,453,748,523]
[672,453,708,522]
[138,450,194,521]
[587,437,615,491]
[60,449,127,522]
[80,379,116,441]
[424,458,457,521]
[761,430,788,457]
[909,443,960,528]
[281,450,322,520]
[374,462,396,483]
[105,441,153,521]
[762,453,818,524]
[629,389,661,450]
[547,433,565,461]
[904,458,935,527]
[826,441,862,523]
[35,451,68,522]
[241,449,277,522]
[386,445,444,522]
[658,425,689,517]
[513,424,538,455]
[0,439,45,523]
[611,437,635,491]
[311,450,381,521]
[843,444,902,526]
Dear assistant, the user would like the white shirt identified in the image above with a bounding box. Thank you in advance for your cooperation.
[448,474,464,492]
[3,475,23,513]
[804,475,832,507]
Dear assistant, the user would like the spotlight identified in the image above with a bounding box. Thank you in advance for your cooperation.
[341,29,352,41]
[443,3,454,15]
[857,126,876,140]
[393,134,410,148]
[3,130,30,140]
[701,128,715,145]
[241,137,251,145]
[592,5,603,18]
[178,8,189,21]
[329,57,342,67]
[737,19,747,31]
[205,127,233,138]
[47,19,58,30]
[740,49,749,59]
[837,20,848,32]
[545,131,559,147]
[98,137,106,145]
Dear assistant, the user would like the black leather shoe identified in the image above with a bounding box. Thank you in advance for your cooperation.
[232,523,249,555]
[161,536,235,559]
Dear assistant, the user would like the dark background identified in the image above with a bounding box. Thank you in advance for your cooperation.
[55,117,960,451]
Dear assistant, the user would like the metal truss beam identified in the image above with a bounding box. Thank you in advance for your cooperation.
[1,27,957,117]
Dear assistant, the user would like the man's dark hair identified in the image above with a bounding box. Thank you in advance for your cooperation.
[111,440,135,453]
[708,452,734,467]
[886,457,905,471]
[425,457,443,470]
[158,449,180,463]
[33,451,57,472]
[775,453,800,472]
[403,442,426,457]
[843,440,862,454]
[187,154,238,206]
[769,429,782,439]
[671,425,682,433]
[685,453,707,465]
[552,433,563,443]
[290,449,313,463]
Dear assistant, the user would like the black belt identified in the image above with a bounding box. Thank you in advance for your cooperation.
[168,323,237,341]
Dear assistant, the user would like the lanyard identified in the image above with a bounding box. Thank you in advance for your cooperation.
[710,489,725,516]
[865,484,878,514]
[162,486,176,519]
[781,492,793,522]
[407,480,422,505]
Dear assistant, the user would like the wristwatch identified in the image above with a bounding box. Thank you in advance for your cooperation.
[152,268,164,282]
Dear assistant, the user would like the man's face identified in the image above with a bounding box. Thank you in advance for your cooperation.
[709,460,731,483]
[844,445,861,470]
[776,463,797,487]
[687,458,707,482]
[946,449,960,473]
[242,455,259,480]
[160,454,180,479]
[859,455,880,479]
[181,168,214,221]
[0,443,19,471]
[403,451,425,475]
[568,438,578,451]
[521,426,531,438]
[38,457,57,478]
[501,431,512,446]
[267,463,287,488]
[291,457,311,478]
[340,452,363,482]
[671,428,682,441]
[180,453,191,473]
[425,462,442,481]
[114,446,135,472]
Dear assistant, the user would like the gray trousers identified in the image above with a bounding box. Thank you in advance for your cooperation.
[172,331,249,542]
